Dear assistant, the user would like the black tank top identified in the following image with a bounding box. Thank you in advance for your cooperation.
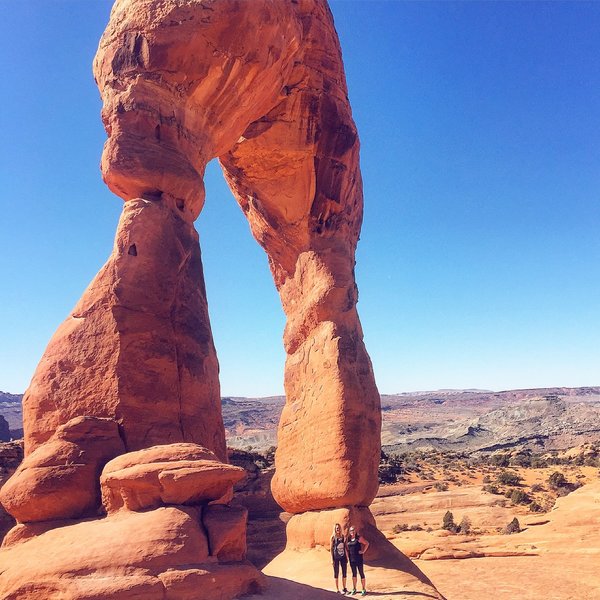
[332,536,346,560]
[347,535,361,561]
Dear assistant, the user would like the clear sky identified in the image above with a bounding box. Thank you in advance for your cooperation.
[1,1,598,397]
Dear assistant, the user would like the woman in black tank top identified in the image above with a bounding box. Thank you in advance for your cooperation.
[346,525,370,595]
[330,523,348,593]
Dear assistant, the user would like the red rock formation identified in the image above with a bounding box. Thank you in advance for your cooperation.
[92,0,381,516]
[0,417,123,523]
[0,506,264,599]
[100,443,245,512]
[0,1,443,598]
[22,198,225,459]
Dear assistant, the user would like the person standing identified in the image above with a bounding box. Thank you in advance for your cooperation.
[346,525,369,596]
[330,523,348,594]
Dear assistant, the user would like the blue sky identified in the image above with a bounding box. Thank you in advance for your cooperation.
[1,1,598,397]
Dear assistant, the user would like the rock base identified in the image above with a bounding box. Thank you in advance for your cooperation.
[278,506,445,599]
[0,506,264,599]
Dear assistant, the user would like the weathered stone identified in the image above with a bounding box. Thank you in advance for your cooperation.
[101,443,245,512]
[0,417,123,523]
[0,1,443,598]
[21,200,225,460]
[92,0,381,517]
[203,504,248,562]
[0,507,210,599]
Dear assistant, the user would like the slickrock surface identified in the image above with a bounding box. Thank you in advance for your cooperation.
[0,506,264,600]
[412,482,600,599]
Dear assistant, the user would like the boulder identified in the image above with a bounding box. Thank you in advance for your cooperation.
[101,443,245,512]
[0,506,265,600]
[0,417,123,523]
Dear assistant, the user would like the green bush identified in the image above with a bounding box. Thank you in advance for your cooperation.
[509,488,531,505]
[489,453,511,467]
[548,471,567,489]
[504,517,521,535]
[442,511,457,532]
[497,470,522,486]
[459,516,472,534]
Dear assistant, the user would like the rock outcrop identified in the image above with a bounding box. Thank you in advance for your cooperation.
[0,417,123,523]
[0,1,442,598]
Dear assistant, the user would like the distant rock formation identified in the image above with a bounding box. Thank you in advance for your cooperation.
[0,1,440,598]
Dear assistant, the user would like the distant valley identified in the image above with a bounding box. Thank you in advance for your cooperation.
[3,387,600,453]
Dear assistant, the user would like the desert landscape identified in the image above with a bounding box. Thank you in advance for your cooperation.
[1,0,599,598]
[1,388,599,598]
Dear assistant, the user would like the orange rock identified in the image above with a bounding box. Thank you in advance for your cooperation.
[0,507,208,598]
[202,504,248,562]
[100,443,245,512]
[158,564,265,600]
[0,416,123,523]
[0,505,265,599]
[93,0,381,516]
[22,199,226,459]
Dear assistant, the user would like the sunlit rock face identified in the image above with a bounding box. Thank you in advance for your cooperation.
[0,2,447,599]
[94,0,381,518]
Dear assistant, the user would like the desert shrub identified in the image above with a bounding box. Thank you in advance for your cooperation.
[510,452,532,468]
[584,456,599,467]
[379,453,405,484]
[482,475,491,483]
[482,484,500,495]
[509,488,531,505]
[458,516,472,534]
[497,470,522,486]
[264,446,276,466]
[442,511,457,532]
[409,524,424,531]
[530,456,548,469]
[529,501,544,513]
[548,471,567,489]
[530,483,544,493]
[434,481,449,492]
[489,453,511,467]
[392,523,409,533]
[504,518,521,535]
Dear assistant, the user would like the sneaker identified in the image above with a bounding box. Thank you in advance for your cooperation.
[352,591,357,596]
[361,591,367,596]
[343,590,348,595]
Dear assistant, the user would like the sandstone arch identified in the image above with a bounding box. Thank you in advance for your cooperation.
[0,1,444,598]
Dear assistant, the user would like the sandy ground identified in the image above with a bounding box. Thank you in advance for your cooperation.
[246,477,600,599]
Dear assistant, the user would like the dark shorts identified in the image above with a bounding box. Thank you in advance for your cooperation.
[333,558,347,578]
[350,558,365,579]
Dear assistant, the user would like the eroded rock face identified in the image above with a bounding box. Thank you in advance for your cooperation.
[18,0,380,517]
[101,443,245,512]
[0,506,264,599]
[94,0,381,515]
[0,417,123,523]
[22,199,225,459]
